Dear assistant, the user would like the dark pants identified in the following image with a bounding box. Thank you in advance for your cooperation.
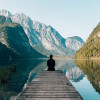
[47,67,55,71]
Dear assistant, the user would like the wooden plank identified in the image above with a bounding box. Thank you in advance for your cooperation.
[20,92,81,96]
[18,98,83,100]
[17,70,83,100]
[23,91,78,93]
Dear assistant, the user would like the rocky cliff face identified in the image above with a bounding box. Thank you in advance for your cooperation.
[0,16,45,59]
[65,36,85,51]
[10,12,71,56]
[0,9,12,17]
[0,9,85,57]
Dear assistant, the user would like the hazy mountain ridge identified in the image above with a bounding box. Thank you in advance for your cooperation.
[74,23,100,58]
[65,36,85,51]
[0,9,85,57]
[0,16,45,59]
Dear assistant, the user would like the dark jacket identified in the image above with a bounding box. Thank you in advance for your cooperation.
[47,59,55,71]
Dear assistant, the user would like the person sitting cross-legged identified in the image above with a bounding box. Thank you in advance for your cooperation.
[47,55,55,71]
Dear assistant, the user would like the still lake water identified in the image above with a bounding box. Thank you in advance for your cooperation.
[0,58,100,100]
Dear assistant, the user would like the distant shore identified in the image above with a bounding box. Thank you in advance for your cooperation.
[91,58,100,59]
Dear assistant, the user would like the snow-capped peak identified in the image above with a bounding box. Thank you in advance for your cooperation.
[0,9,85,57]
[14,12,29,19]
[12,12,33,28]
[0,9,12,17]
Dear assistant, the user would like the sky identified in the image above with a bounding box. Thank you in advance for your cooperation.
[0,0,100,41]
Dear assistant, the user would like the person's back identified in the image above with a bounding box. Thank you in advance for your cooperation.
[47,55,55,71]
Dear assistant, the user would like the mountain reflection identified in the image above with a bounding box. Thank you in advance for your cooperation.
[74,59,100,94]
[55,59,85,82]
[1,59,99,100]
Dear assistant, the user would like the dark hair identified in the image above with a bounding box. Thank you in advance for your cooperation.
[50,55,53,59]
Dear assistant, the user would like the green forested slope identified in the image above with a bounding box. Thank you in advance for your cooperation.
[74,23,100,58]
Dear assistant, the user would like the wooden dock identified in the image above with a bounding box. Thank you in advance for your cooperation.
[18,70,83,100]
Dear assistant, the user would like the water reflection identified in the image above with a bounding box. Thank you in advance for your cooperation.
[74,59,100,94]
[0,59,47,100]
[55,59,85,82]
[0,59,100,100]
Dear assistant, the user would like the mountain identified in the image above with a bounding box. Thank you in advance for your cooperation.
[74,23,100,58]
[0,9,85,57]
[0,15,45,59]
[11,12,72,57]
[0,9,12,17]
[0,15,12,23]
[0,42,18,59]
[65,36,85,51]
[32,21,75,56]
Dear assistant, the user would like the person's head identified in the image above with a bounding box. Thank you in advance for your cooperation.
[50,55,53,59]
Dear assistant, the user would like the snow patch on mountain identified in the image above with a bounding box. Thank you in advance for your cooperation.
[12,12,33,28]
[0,9,12,17]
[0,9,85,57]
